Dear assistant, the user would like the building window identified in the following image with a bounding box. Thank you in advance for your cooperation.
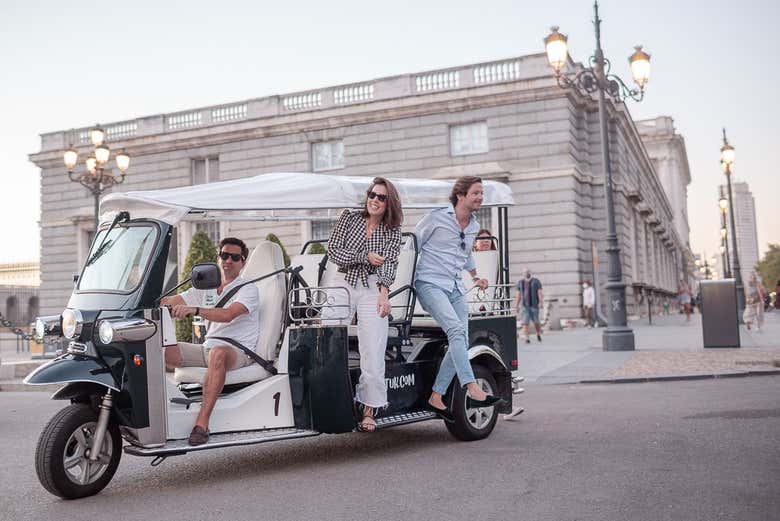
[450,121,488,156]
[189,158,221,260]
[473,207,492,233]
[311,220,338,241]
[195,222,221,246]
[312,141,344,172]
[192,157,220,185]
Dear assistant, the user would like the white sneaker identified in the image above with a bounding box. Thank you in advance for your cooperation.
[503,407,524,420]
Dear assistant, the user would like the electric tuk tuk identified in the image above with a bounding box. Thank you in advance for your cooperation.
[26,172,518,499]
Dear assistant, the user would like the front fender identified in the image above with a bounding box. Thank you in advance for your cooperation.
[23,354,119,392]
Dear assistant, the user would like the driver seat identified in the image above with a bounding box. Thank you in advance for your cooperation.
[174,240,287,385]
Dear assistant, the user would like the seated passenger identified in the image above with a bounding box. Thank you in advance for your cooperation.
[321,177,403,432]
[473,228,496,252]
[161,237,259,446]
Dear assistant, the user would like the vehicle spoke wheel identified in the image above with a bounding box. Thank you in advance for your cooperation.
[35,403,122,499]
[62,422,114,486]
[465,378,495,430]
[445,364,501,441]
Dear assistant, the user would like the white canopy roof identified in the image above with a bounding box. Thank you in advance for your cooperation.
[100,172,514,225]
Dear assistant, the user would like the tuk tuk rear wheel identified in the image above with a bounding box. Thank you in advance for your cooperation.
[445,364,499,441]
[35,403,122,499]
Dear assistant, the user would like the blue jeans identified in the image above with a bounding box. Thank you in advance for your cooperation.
[415,280,475,395]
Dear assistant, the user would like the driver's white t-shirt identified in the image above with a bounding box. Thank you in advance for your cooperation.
[180,276,260,352]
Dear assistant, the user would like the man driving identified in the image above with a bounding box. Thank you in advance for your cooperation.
[161,237,259,446]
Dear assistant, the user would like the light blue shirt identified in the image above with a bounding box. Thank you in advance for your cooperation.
[414,204,480,293]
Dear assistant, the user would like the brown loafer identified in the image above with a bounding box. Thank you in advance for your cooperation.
[188,425,209,446]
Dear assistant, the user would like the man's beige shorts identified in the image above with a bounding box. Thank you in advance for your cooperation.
[176,341,253,371]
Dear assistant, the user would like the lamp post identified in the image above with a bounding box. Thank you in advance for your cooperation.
[718,190,731,278]
[695,255,718,281]
[720,128,745,320]
[544,1,650,351]
[63,124,130,232]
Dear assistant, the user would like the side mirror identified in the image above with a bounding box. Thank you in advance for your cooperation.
[190,262,221,290]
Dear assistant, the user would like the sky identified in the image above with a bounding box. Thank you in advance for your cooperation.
[1,0,777,264]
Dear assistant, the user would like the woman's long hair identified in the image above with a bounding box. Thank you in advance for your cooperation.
[362,177,403,229]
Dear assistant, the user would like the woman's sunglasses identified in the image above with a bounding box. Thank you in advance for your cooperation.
[218,251,245,262]
[460,231,466,250]
[367,191,388,203]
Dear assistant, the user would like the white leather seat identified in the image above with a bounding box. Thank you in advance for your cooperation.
[290,253,326,287]
[174,240,287,385]
[461,250,500,313]
[389,242,417,319]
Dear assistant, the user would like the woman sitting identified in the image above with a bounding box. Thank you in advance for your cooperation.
[321,177,403,432]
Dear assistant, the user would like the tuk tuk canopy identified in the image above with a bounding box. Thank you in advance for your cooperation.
[99,172,515,225]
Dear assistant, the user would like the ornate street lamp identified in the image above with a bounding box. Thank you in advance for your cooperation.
[720,128,745,321]
[718,191,731,278]
[63,124,130,231]
[544,1,651,351]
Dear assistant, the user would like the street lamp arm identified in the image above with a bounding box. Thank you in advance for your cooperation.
[554,64,643,103]
[604,73,645,102]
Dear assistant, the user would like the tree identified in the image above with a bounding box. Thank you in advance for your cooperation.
[308,242,327,255]
[176,230,217,342]
[756,243,780,290]
[265,233,291,267]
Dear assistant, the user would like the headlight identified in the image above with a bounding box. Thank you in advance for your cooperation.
[98,321,114,344]
[34,319,46,339]
[61,309,83,339]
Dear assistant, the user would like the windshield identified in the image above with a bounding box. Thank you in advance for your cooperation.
[78,224,158,292]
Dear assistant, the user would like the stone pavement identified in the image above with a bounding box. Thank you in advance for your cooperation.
[517,308,780,384]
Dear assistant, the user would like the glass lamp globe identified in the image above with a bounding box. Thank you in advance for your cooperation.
[544,26,569,74]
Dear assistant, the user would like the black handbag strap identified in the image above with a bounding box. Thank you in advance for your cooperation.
[208,336,278,375]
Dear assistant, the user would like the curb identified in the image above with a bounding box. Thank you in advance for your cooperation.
[580,369,780,384]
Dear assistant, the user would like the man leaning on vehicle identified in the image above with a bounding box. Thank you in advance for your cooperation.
[161,237,259,446]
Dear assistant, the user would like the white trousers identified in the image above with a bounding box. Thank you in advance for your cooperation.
[321,272,388,408]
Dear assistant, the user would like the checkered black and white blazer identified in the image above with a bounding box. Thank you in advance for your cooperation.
[327,209,402,288]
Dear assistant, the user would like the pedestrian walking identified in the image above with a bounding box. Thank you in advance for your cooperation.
[774,280,780,310]
[743,273,765,331]
[582,280,595,328]
[413,175,506,421]
[678,279,692,322]
[515,269,543,343]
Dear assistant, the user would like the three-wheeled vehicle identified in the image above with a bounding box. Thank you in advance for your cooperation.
[26,172,518,499]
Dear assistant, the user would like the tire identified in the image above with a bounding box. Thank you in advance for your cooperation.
[35,403,122,499]
[445,364,499,441]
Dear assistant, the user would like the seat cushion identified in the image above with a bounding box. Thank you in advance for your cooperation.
[174,364,272,385]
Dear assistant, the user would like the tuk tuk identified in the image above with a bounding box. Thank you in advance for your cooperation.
[26,172,518,499]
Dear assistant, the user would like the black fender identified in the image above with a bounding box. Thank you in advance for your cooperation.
[468,345,512,413]
[23,354,119,392]
[51,382,112,402]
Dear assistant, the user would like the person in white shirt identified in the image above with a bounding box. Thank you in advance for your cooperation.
[582,280,595,328]
[161,237,259,446]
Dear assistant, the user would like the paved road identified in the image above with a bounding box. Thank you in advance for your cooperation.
[1,377,778,521]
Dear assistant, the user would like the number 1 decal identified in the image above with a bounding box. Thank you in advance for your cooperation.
[272,392,280,416]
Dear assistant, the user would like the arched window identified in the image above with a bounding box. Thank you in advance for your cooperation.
[5,296,18,325]
[26,296,39,324]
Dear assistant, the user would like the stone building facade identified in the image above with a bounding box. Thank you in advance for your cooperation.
[719,181,760,282]
[0,262,40,326]
[30,53,692,320]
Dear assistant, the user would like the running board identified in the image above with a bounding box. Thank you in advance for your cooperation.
[124,427,319,457]
[374,410,438,430]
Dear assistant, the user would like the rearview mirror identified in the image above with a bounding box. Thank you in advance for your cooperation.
[190,263,221,290]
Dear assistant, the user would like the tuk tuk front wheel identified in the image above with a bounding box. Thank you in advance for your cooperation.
[35,403,122,499]
[445,364,499,441]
